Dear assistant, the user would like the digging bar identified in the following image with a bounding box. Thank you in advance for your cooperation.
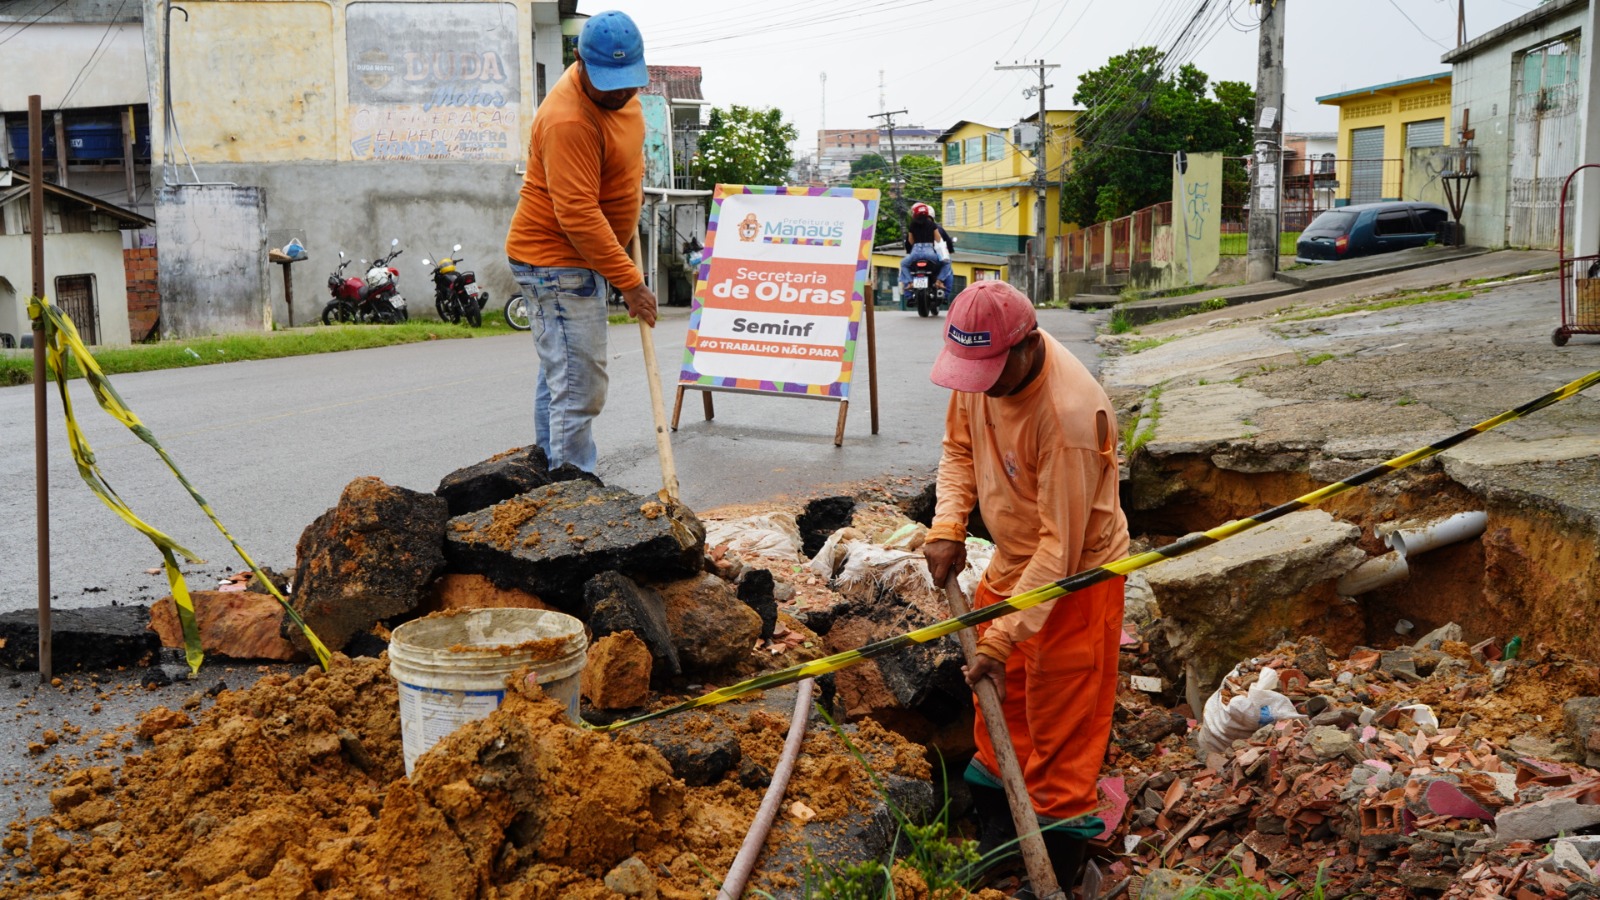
[626,237,680,501]
[942,573,1065,900]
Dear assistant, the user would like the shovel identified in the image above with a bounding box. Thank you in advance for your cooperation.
[942,572,1065,900]
[626,238,679,501]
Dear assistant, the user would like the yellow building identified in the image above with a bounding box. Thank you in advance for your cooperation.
[1317,73,1451,205]
[934,111,1081,258]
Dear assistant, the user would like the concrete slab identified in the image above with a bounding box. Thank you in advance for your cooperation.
[1276,245,1491,288]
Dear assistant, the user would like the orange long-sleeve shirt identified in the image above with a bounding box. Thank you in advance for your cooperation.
[505,65,645,291]
[929,332,1130,660]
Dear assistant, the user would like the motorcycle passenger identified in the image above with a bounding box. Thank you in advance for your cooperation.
[899,202,955,298]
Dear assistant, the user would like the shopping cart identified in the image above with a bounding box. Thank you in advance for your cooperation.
[1554,163,1600,347]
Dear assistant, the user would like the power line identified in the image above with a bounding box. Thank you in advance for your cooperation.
[1385,0,1448,49]
[59,0,129,108]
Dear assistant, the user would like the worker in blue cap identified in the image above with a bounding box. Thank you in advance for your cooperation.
[506,10,655,474]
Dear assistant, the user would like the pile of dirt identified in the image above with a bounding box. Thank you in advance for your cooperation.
[1,655,930,899]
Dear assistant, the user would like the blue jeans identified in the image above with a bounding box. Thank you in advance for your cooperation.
[900,243,953,295]
[508,262,610,473]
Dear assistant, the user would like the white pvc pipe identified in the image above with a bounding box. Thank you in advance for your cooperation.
[716,677,815,900]
[1383,511,1488,558]
[1337,550,1409,596]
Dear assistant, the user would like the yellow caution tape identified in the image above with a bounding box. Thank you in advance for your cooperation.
[27,296,332,673]
[592,368,1600,731]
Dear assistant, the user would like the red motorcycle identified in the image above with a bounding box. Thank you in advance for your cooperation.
[322,239,408,324]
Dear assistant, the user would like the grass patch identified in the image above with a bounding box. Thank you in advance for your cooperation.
[1107,305,1136,334]
[1,316,522,387]
[1279,288,1476,322]
[1124,335,1177,354]
[1121,382,1167,456]
[1177,862,1327,900]
[1304,352,1335,366]
[1219,231,1301,257]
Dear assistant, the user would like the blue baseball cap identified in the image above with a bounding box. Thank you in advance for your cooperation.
[578,11,648,92]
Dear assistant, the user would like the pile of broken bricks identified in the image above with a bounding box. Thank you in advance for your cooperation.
[1098,624,1600,899]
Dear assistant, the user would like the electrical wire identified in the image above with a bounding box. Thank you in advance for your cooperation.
[59,0,129,108]
[0,0,69,47]
[1385,0,1449,49]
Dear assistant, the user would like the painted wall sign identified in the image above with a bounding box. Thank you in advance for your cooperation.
[680,185,880,399]
[345,2,520,161]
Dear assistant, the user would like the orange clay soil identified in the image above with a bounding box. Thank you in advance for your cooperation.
[2,655,930,900]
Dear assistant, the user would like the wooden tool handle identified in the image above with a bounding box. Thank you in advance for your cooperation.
[943,573,1065,900]
[627,239,679,501]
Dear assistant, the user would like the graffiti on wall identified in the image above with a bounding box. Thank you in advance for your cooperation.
[346,2,520,160]
[1185,181,1209,242]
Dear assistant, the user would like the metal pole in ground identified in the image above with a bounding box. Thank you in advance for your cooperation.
[943,574,1064,899]
[29,94,53,682]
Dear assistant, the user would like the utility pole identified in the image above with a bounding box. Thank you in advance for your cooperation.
[1246,0,1285,284]
[869,108,908,218]
[818,72,827,180]
[996,60,1057,303]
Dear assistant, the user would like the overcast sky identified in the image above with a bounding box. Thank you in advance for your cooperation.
[623,0,1541,157]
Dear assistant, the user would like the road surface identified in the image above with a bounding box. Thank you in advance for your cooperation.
[0,304,1105,613]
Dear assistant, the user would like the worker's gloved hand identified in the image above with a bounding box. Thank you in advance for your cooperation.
[622,282,658,327]
[924,538,967,585]
[964,653,1006,704]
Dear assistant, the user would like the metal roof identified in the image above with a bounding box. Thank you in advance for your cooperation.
[0,169,153,227]
[1315,72,1451,105]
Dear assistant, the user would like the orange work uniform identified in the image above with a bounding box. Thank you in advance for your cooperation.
[928,332,1130,821]
[504,64,644,291]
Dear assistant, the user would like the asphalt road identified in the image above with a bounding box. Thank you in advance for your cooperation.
[0,304,1106,615]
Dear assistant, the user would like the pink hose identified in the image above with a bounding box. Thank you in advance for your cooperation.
[716,677,816,900]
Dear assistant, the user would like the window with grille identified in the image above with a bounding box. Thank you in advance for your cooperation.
[945,199,955,221]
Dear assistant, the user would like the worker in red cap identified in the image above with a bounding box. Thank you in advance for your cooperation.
[899,201,956,299]
[923,280,1130,892]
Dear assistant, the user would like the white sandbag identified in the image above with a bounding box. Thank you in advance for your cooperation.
[807,526,866,579]
[703,512,805,563]
[1196,666,1305,756]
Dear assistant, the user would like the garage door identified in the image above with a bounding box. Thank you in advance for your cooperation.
[1350,126,1385,205]
[1405,118,1445,148]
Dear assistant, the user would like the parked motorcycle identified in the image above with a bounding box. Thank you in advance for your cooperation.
[504,292,530,331]
[423,244,485,327]
[905,257,946,317]
[321,252,364,324]
[324,239,408,324]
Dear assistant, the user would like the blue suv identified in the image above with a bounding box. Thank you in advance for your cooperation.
[1295,202,1449,263]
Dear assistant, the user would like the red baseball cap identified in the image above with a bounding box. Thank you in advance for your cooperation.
[930,281,1038,392]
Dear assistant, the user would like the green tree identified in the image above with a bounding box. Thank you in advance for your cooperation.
[694,105,797,189]
[1059,47,1253,225]
[851,154,943,247]
[851,152,889,176]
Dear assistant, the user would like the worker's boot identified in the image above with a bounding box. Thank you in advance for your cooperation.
[1038,824,1089,893]
[965,782,1022,882]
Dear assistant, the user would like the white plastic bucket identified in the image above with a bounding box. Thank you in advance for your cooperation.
[389,608,587,776]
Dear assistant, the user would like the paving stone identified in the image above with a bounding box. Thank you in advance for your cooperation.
[736,567,778,641]
[583,572,681,678]
[289,477,448,653]
[1495,794,1600,842]
[433,446,553,517]
[1146,509,1366,698]
[148,590,297,661]
[1307,725,1356,760]
[657,573,761,675]
[0,605,159,672]
[444,480,705,612]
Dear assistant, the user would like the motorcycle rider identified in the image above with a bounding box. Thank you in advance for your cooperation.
[899,202,955,298]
